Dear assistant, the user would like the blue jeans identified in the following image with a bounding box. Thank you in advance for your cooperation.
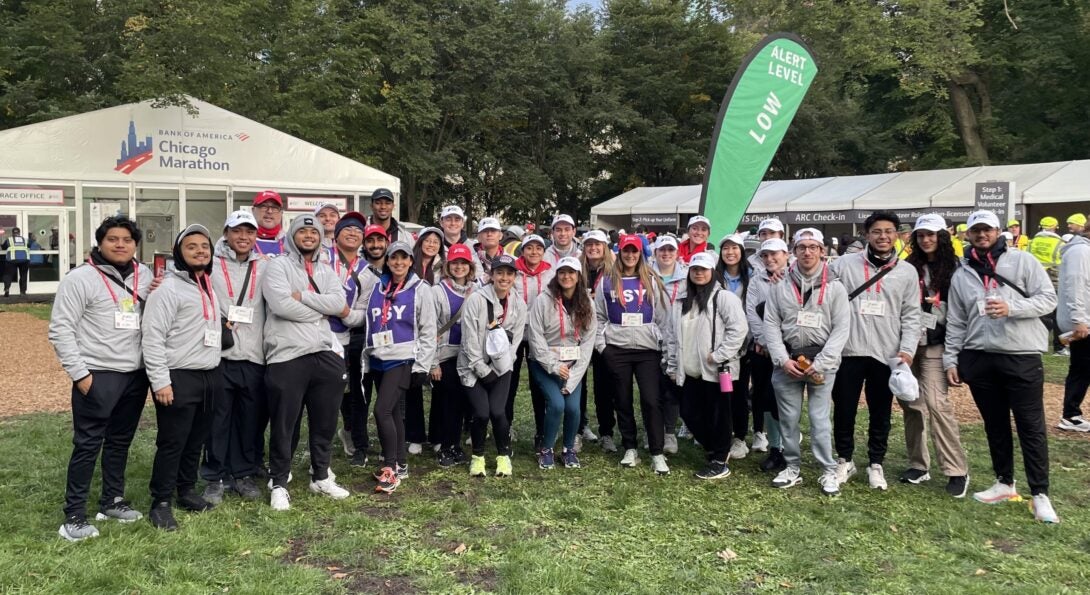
[529,360,581,451]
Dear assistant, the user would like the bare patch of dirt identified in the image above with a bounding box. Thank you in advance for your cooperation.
[456,567,498,592]
[358,503,402,520]
[990,539,1021,554]
[282,536,416,593]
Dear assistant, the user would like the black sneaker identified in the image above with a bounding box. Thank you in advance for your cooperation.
[899,468,931,484]
[149,502,178,531]
[759,449,787,473]
[437,448,458,468]
[695,460,731,480]
[176,491,214,512]
[351,450,369,468]
[232,476,262,501]
[452,446,468,464]
[946,475,970,498]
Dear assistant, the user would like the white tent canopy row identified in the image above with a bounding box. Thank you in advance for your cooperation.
[590,160,1087,230]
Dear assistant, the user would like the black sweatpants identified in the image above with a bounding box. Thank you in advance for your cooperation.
[832,356,895,465]
[373,362,411,468]
[1062,337,1090,419]
[434,358,467,451]
[64,370,148,518]
[659,372,680,435]
[750,350,779,422]
[404,385,426,444]
[266,352,346,487]
[680,376,733,461]
[201,359,266,481]
[506,341,547,443]
[590,350,617,438]
[960,350,1050,495]
[468,372,513,456]
[340,333,371,453]
[601,346,664,455]
[150,368,221,503]
[732,355,753,439]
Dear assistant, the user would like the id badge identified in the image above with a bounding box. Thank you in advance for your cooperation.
[119,297,136,314]
[114,312,140,330]
[621,312,644,327]
[796,311,821,328]
[228,305,254,324]
[372,330,394,347]
[204,329,221,348]
[977,301,987,317]
[859,300,886,316]
[556,346,581,361]
[921,312,938,330]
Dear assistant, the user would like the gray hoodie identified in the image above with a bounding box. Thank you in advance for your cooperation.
[359,273,438,374]
[49,259,152,381]
[829,250,921,362]
[261,216,347,365]
[665,287,748,383]
[763,264,851,374]
[513,261,555,322]
[458,284,528,387]
[944,246,1057,369]
[142,265,223,391]
[1058,235,1090,332]
[527,288,597,394]
[593,274,671,353]
[745,267,778,348]
[431,278,478,363]
[211,237,267,365]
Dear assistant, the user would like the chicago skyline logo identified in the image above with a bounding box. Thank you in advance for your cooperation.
[115,119,153,174]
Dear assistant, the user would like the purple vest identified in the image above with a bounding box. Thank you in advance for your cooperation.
[441,282,467,345]
[254,237,284,256]
[328,247,368,333]
[604,276,654,324]
[366,281,417,346]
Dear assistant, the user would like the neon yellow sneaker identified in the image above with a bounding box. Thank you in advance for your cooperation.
[495,455,512,477]
[470,455,487,477]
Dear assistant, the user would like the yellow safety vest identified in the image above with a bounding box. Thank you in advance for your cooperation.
[1029,232,1063,268]
[8,236,28,261]
[952,239,963,258]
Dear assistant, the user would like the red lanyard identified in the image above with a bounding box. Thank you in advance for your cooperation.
[521,270,542,305]
[492,293,509,326]
[919,279,940,308]
[304,260,317,292]
[557,297,580,342]
[669,281,680,305]
[88,259,138,308]
[790,264,827,306]
[971,251,1000,291]
[380,279,405,327]
[197,273,215,321]
[862,259,894,294]
[220,257,256,301]
[618,278,643,310]
[334,251,359,285]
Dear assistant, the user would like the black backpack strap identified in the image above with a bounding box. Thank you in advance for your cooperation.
[990,271,1030,299]
[848,264,894,301]
[236,261,254,307]
[106,272,145,305]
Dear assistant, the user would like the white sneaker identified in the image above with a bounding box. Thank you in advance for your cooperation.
[663,433,678,455]
[601,435,618,453]
[772,467,802,489]
[339,428,355,456]
[466,436,473,446]
[751,431,769,453]
[1057,416,1090,432]
[619,449,640,467]
[433,443,442,453]
[308,466,335,481]
[581,427,598,442]
[1031,494,1060,523]
[728,438,749,460]
[267,471,294,490]
[867,464,888,491]
[408,443,423,455]
[58,517,100,542]
[973,479,1020,504]
[309,477,350,500]
[270,486,290,511]
[651,454,670,475]
[677,424,692,439]
[819,470,840,496]
[835,458,857,486]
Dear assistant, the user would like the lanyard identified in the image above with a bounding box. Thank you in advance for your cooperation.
[380,279,406,327]
[89,260,138,309]
[521,269,542,305]
[862,258,894,295]
[220,257,256,301]
[589,267,603,296]
[196,273,215,321]
[334,248,360,285]
[919,279,940,309]
[557,297,580,342]
[668,281,680,305]
[971,251,1000,292]
[304,260,319,292]
[618,278,643,311]
[790,264,827,306]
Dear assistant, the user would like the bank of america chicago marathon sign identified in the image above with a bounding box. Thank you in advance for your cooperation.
[114,119,249,175]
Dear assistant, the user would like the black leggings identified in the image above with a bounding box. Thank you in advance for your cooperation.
[601,346,664,455]
[467,372,513,456]
[434,358,467,451]
[372,363,411,468]
[733,356,754,439]
[680,375,733,461]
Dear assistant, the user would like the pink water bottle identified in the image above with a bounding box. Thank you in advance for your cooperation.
[719,370,734,393]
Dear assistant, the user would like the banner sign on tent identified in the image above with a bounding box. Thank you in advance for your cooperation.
[699,33,819,235]
[739,213,780,226]
[974,181,1016,224]
[631,213,678,228]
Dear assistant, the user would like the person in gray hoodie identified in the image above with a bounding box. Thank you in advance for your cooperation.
[200,211,269,505]
[764,229,850,497]
[746,238,790,473]
[50,215,151,541]
[652,235,687,454]
[262,214,351,511]
[508,233,555,450]
[945,210,1059,523]
[430,243,478,467]
[828,211,921,491]
[142,224,223,530]
[1056,220,1090,432]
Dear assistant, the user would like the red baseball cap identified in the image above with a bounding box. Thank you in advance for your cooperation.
[253,189,282,206]
[364,224,388,239]
[447,243,472,262]
[618,234,643,252]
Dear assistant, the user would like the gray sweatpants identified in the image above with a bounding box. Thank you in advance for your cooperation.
[772,369,837,472]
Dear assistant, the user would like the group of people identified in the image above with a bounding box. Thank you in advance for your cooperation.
[49,188,1070,542]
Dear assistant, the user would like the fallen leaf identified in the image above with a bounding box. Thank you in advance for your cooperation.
[779,581,794,589]
[239,550,251,557]
[332,572,349,580]
[453,543,467,555]
[975,569,987,576]
[890,525,898,533]
[326,566,340,571]
[717,548,738,562]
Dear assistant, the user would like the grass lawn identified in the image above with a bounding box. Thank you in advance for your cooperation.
[0,302,52,321]
[3,374,1090,594]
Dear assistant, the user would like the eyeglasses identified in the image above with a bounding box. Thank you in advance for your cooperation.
[255,204,282,213]
[795,245,824,253]
[868,228,897,236]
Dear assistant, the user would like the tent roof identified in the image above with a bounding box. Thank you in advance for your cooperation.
[750,177,835,213]
[592,186,679,215]
[1022,160,1090,204]
[786,173,900,212]
[630,185,700,214]
[931,162,1069,207]
[854,167,980,210]
[0,97,398,194]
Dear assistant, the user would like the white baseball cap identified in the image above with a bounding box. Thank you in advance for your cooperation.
[582,230,609,244]
[313,202,341,216]
[477,217,502,232]
[689,251,718,270]
[913,213,947,233]
[441,205,465,219]
[522,234,545,248]
[654,235,678,251]
[793,227,825,245]
[224,210,258,229]
[758,218,785,233]
[967,210,1001,230]
[889,361,919,402]
[719,233,747,248]
[687,215,711,230]
[758,238,789,254]
[551,214,575,228]
[556,256,582,272]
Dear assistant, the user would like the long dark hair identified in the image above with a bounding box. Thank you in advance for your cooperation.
[412,228,445,284]
[906,229,957,298]
[546,273,594,333]
[715,241,750,297]
[681,269,716,315]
